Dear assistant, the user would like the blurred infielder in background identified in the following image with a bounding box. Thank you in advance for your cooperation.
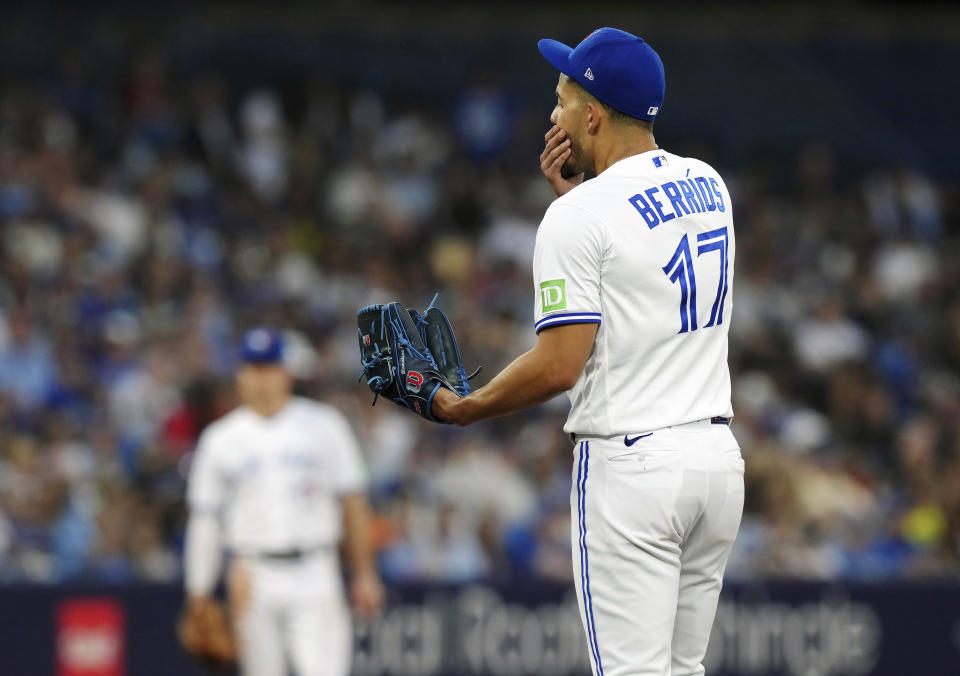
[433,28,744,675]
[183,327,383,676]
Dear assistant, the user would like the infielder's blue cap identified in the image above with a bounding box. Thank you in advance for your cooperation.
[240,327,284,364]
[538,27,665,122]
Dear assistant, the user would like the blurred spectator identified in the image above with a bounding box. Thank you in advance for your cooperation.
[0,311,59,412]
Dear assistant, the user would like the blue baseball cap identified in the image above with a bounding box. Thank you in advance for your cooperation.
[538,27,665,122]
[240,327,285,364]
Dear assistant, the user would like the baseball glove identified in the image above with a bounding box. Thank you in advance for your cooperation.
[177,597,236,670]
[357,295,478,422]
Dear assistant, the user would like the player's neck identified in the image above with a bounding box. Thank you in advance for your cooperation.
[593,131,658,175]
[247,394,293,418]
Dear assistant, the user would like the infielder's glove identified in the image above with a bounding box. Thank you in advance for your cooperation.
[357,295,478,422]
[177,597,237,671]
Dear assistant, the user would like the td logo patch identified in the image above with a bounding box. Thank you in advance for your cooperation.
[540,279,567,312]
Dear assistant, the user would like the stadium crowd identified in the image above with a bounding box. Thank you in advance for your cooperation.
[0,43,958,586]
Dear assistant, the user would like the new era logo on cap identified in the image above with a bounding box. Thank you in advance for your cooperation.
[648,106,659,116]
[584,67,595,81]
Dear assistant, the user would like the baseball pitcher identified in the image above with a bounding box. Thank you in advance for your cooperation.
[430,27,744,676]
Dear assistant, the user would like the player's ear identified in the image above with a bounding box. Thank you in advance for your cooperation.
[584,101,602,135]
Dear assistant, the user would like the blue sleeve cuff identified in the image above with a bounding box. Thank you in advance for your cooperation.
[535,312,602,334]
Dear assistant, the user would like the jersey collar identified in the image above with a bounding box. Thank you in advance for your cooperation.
[603,148,668,176]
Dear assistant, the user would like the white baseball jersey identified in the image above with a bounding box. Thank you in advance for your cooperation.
[187,396,367,554]
[533,149,735,436]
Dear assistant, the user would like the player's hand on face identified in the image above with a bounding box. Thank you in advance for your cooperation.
[540,125,585,197]
[350,570,385,618]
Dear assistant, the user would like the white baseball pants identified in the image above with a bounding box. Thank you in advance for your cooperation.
[570,420,744,676]
[235,552,352,676]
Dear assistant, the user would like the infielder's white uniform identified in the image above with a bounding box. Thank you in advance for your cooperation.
[533,150,744,676]
[184,396,367,676]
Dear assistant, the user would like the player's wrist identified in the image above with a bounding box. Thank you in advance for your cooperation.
[549,176,570,197]
[352,563,379,578]
[431,387,466,425]
[186,594,216,613]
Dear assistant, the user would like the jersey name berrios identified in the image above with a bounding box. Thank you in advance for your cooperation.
[533,149,735,436]
[187,397,367,553]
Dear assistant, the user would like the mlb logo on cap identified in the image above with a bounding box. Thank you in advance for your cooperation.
[241,327,285,363]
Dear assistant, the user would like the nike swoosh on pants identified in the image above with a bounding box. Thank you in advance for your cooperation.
[623,432,653,447]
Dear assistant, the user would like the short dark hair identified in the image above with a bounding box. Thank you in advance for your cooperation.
[568,77,654,131]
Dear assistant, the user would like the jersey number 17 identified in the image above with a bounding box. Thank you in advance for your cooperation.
[661,227,729,334]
